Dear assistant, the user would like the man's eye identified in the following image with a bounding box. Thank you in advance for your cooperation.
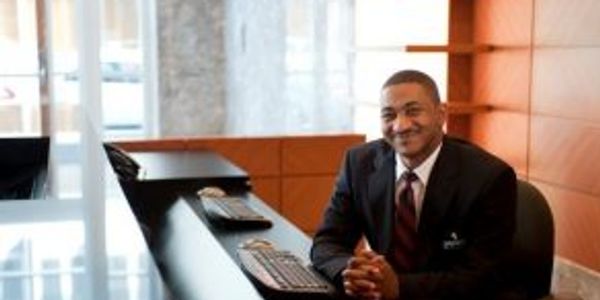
[381,112,395,121]
[405,107,422,116]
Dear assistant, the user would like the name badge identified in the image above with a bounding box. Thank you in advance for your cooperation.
[442,232,466,250]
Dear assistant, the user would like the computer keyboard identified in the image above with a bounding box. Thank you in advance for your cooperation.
[200,195,273,228]
[237,247,334,296]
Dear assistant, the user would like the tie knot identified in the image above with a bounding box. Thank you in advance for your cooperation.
[401,171,418,184]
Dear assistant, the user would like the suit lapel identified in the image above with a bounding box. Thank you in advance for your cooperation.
[418,137,460,238]
[367,142,396,253]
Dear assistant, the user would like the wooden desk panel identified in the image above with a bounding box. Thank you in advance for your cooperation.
[187,137,281,177]
[281,135,363,175]
[109,134,366,236]
[251,177,281,211]
[281,176,336,233]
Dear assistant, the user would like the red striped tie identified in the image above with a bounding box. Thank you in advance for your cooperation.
[392,171,419,272]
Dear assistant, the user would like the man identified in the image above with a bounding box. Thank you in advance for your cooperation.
[310,70,518,299]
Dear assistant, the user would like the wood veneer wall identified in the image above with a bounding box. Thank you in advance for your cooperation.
[114,134,365,234]
[470,0,600,273]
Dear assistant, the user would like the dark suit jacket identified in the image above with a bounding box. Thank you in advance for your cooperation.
[310,136,518,299]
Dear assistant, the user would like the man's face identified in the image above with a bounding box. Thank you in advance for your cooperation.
[380,82,446,164]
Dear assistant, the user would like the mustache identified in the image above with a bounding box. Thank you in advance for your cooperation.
[392,128,420,138]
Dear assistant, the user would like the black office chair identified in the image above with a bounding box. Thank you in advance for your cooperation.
[507,180,555,299]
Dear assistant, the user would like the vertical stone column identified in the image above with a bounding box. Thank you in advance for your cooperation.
[224,0,286,135]
[157,0,226,136]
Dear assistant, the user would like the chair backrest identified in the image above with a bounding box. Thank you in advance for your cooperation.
[509,180,555,299]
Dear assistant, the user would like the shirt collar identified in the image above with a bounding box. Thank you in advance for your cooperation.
[395,141,443,186]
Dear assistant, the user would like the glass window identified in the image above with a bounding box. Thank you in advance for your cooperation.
[0,0,41,137]
[100,0,145,139]
[0,0,148,139]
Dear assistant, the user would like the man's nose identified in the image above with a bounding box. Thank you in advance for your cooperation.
[392,114,411,132]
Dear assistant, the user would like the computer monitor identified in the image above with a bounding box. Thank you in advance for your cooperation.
[0,137,50,200]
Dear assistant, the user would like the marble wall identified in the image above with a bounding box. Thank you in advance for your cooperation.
[157,0,226,136]
[223,0,286,135]
[156,0,353,137]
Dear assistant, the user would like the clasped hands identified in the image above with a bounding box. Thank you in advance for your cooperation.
[342,250,399,300]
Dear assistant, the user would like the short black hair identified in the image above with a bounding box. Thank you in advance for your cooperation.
[382,69,441,103]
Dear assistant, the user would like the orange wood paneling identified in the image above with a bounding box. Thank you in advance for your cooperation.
[474,0,533,46]
[534,0,600,46]
[529,116,600,197]
[447,1,474,139]
[531,180,600,271]
[472,50,531,111]
[405,44,492,54]
[472,0,600,277]
[281,135,364,175]
[471,111,528,175]
[532,48,600,123]
[450,0,473,44]
[114,138,186,151]
[186,137,281,176]
[281,176,336,233]
[251,177,280,211]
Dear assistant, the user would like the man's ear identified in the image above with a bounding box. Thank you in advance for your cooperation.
[437,102,448,125]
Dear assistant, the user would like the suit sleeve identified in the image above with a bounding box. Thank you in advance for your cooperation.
[400,166,517,299]
[310,149,363,288]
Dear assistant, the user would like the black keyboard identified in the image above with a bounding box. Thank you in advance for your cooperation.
[238,248,334,295]
[200,195,272,228]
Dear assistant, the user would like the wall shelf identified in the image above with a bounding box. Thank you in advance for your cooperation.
[406,44,494,54]
[446,102,492,115]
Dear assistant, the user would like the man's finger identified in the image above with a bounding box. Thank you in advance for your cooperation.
[344,278,379,298]
[342,268,369,281]
[347,255,372,269]
[357,249,379,260]
[346,278,376,290]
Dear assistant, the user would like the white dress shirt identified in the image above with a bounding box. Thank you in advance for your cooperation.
[395,142,443,226]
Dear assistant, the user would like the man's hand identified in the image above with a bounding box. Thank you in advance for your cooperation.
[342,251,401,300]
[341,250,383,299]
[371,255,400,300]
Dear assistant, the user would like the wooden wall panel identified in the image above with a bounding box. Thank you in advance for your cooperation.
[251,177,280,211]
[535,0,600,46]
[447,1,473,139]
[186,137,280,176]
[281,135,363,175]
[532,180,600,271]
[530,116,600,196]
[280,176,336,233]
[471,111,528,176]
[472,0,600,281]
[532,49,600,123]
[474,0,532,45]
[472,50,531,111]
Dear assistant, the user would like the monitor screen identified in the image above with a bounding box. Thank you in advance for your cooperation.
[0,137,50,199]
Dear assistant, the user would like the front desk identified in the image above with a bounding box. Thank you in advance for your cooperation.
[0,138,168,300]
[0,139,339,300]
[112,149,341,300]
